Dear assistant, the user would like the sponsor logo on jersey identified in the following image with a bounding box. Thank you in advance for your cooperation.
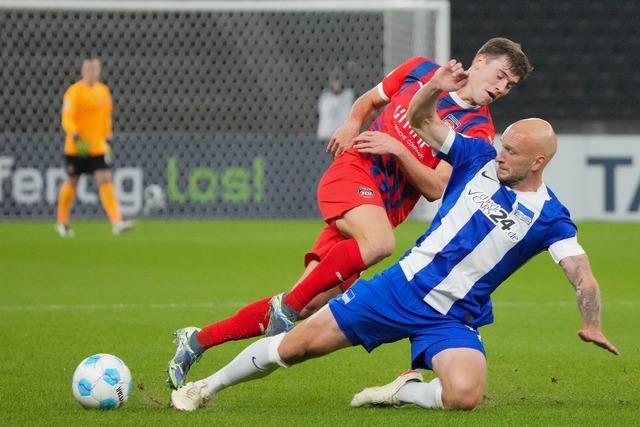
[443,114,461,129]
[466,188,519,242]
[391,104,431,150]
[358,186,375,198]
[514,202,534,225]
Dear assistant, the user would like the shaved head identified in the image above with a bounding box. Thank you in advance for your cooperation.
[503,118,557,164]
[496,118,558,191]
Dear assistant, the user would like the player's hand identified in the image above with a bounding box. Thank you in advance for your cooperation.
[326,120,361,157]
[578,326,619,355]
[430,59,469,92]
[352,131,406,157]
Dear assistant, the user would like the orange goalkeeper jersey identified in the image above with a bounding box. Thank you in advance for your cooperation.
[61,80,113,156]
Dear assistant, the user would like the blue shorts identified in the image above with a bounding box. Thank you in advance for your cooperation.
[328,264,485,370]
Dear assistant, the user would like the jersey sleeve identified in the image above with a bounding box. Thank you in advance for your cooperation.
[548,236,585,263]
[103,85,113,138]
[61,86,78,136]
[543,210,584,263]
[377,56,435,101]
[436,128,497,169]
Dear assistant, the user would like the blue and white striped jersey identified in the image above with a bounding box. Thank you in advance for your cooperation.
[399,129,585,327]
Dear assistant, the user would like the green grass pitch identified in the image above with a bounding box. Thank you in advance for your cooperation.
[1,220,638,426]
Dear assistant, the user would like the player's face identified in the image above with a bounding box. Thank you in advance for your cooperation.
[81,60,101,85]
[468,55,520,106]
[92,60,102,81]
[495,136,534,186]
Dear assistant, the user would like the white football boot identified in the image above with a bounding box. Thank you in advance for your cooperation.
[55,223,75,238]
[350,370,424,407]
[112,220,135,235]
[171,381,211,411]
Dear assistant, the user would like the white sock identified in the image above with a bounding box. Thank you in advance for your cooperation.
[395,378,443,409]
[201,333,289,394]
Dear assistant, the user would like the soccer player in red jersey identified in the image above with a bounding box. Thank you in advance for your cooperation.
[167,38,533,389]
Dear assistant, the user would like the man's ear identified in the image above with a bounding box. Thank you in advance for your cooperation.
[471,54,487,69]
[531,154,546,172]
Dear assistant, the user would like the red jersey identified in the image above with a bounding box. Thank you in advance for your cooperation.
[365,56,495,225]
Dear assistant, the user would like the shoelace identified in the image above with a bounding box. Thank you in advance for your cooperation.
[184,384,209,405]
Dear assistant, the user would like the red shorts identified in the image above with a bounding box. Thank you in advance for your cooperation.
[316,150,384,222]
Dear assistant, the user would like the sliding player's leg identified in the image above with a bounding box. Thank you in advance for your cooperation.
[171,304,352,411]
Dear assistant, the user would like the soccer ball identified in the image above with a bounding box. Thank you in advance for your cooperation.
[71,354,133,409]
[143,184,166,215]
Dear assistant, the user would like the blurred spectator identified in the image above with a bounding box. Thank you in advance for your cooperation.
[316,68,355,139]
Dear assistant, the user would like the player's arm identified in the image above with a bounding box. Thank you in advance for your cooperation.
[105,86,113,141]
[396,153,451,201]
[353,131,451,201]
[408,60,468,151]
[559,254,619,355]
[327,87,390,157]
[61,87,79,139]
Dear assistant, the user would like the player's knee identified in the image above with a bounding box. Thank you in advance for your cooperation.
[277,337,312,365]
[362,232,395,261]
[94,170,112,185]
[442,378,484,410]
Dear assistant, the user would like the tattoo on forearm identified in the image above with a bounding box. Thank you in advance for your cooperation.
[561,255,601,327]
[576,282,601,326]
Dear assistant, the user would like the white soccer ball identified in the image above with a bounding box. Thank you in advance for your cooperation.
[143,184,166,215]
[71,354,133,409]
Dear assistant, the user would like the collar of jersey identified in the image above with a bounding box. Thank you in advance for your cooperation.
[449,91,480,110]
[509,182,551,204]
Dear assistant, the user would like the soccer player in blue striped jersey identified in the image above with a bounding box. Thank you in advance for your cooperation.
[171,60,618,412]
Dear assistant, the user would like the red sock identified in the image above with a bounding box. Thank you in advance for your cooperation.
[195,297,270,350]
[284,239,366,313]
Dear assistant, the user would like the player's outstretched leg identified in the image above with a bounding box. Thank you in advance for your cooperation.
[167,327,203,389]
[166,296,272,388]
[171,333,289,411]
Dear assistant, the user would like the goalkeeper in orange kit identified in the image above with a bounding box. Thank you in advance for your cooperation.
[56,57,134,236]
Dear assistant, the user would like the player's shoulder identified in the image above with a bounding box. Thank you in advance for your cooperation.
[392,56,439,76]
[539,186,574,222]
[405,56,437,66]
[96,82,112,93]
[408,56,439,71]
[65,80,83,94]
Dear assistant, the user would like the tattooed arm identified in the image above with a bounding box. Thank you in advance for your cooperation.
[559,254,619,355]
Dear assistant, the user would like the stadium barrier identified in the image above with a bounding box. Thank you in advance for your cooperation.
[2,134,639,221]
[0,134,330,219]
